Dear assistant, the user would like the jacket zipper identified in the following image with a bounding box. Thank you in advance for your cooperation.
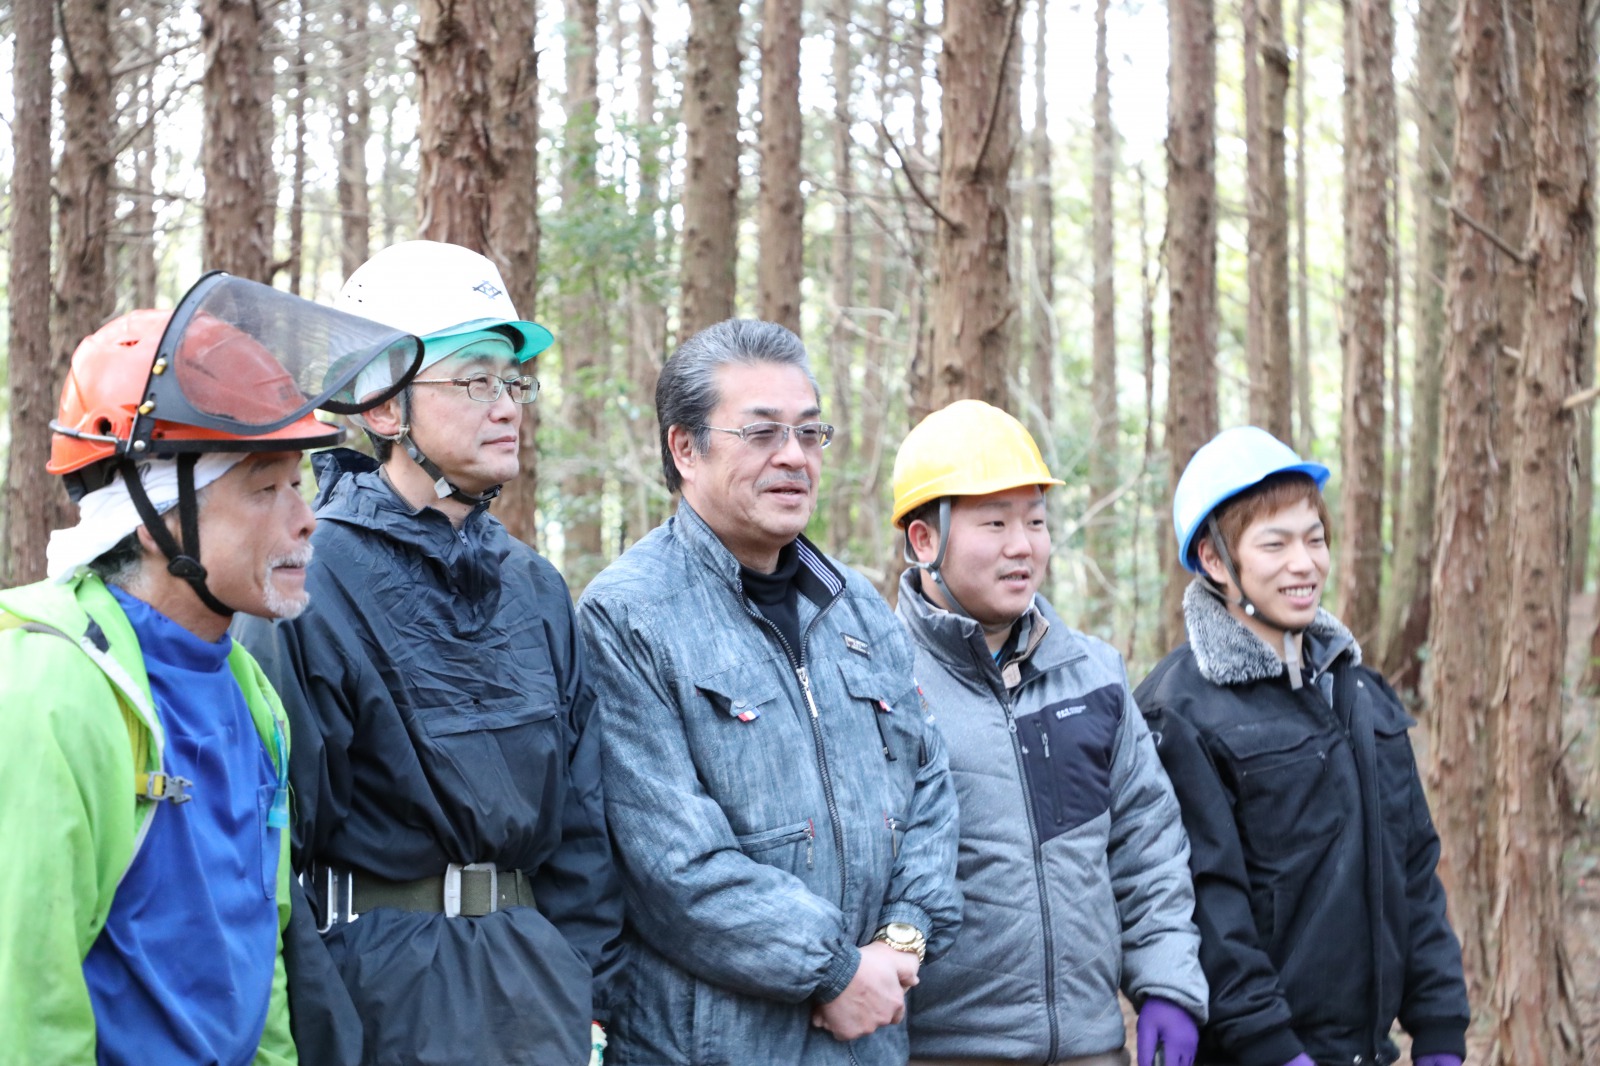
[736,581,847,908]
[1002,697,1060,1063]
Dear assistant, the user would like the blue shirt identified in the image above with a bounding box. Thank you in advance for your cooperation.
[84,588,282,1066]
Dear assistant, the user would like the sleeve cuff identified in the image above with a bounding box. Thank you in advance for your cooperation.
[1231,1027,1306,1066]
[813,943,861,1004]
[1405,1019,1469,1059]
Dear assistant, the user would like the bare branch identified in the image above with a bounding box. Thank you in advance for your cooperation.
[1438,195,1529,264]
[878,121,964,233]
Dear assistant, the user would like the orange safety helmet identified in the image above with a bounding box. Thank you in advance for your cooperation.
[49,309,343,492]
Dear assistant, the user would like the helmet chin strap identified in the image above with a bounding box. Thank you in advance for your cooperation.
[119,456,239,619]
[1202,514,1306,690]
[903,498,981,621]
[381,389,501,507]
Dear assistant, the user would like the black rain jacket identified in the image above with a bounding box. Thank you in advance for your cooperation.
[1133,581,1468,1066]
[235,449,623,1066]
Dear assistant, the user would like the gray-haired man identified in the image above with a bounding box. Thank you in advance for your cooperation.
[578,319,962,1065]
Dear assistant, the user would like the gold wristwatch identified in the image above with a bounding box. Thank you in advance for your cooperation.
[873,922,927,963]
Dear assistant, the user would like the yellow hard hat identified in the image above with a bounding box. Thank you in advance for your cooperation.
[891,400,1064,527]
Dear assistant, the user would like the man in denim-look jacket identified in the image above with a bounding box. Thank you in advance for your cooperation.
[579,319,963,1066]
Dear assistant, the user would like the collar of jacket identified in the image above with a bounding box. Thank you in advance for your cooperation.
[310,447,511,609]
[1181,577,1359,686]
[895,567,1074,689]
[673,499,846,611]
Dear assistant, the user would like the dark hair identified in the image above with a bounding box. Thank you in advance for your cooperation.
[654,320,819,492]
[1207,471,1331,565]
[87,531,144,589]
[901,499,942,534]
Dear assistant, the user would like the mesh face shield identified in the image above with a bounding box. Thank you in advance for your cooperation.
[128,272,425,454]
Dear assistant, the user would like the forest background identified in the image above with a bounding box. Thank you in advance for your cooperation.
[0,0,1596,1062]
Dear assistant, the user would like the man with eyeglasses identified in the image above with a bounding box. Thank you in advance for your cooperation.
[234,241,622,1066]
[578,319,962,1065]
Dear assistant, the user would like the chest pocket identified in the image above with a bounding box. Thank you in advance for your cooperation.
[1369,687,1420,836]
[1215,716,1345,859]
[835,660,926,768]
[1018,683,1122,844]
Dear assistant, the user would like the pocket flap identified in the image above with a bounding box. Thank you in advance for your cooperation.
[694,672,785,722]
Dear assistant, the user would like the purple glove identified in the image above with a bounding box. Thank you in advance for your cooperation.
[1136,997,1199,1066]
[1414,1057,1463,1066]
[1282,1056,1316,1066]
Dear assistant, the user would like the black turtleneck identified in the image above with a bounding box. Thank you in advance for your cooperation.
[741,541,803,659]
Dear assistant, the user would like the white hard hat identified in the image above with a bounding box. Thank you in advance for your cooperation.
[336,241,553,363]
[1172,426,1330,573]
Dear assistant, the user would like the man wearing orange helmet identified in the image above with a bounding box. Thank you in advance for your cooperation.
[0,277,420,1064]
[891,401,1207,1066]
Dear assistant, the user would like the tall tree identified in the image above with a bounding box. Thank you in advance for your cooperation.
[679,0,743,337]
[1245,0,1293,439]
[827,1,857,543]
[285,2,311,296]
[1335,0,1393,646]
[4,0,59,587]
[338,0,372,279]
[1292,0,1314,453]
[1378,0,1453,689]
[1426,0,1509,998]
[756,0,803,332]
[201,0,274,280]
[58,0,115,347]
[1029,0,1056,430]
[417,0,542,542]
[928,0,1023,409]
[1161,0,1220,651]
[1084,0,1117,634]
[1487,2,1593,1061]
[559,0,607,587]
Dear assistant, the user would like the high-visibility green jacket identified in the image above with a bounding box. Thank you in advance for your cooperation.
[0,572,296,1064]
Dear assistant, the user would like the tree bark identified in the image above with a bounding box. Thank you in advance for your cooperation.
[338,0,372,279]
[123,12,159,311]
[559,0,607,588]
[1378,0,1453,690]
[756,0,803,333]
[417,0,542,544]
[827,3,857,550]
[286,2,311,297]
[1029,0,1056,432]
[679,0,743,338]
[928,0,1021,410]
[1161,0,1219,653]
[1084,0,1116,636]
[1250,0,1293,441]
[1293,0,1313,453]
[1426,0,1509,1001]
[201,0,274,280]
[1335,0,1393,648]
[4,0,60,587]
[1487,1,1592,1062]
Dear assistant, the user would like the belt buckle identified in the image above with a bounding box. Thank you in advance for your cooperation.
[443,862,497,918]
[317,866,357,931]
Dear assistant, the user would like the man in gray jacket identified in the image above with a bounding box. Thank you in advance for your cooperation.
[579,320,963,1066]
[891,401,1207,1066]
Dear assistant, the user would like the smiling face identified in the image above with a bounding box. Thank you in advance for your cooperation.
[196,451,317,623]
[909,485,1051,649]
[671,361,822,572]
[1198,495,1330,642]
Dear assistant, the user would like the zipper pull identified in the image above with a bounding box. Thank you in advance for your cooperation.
[806,818,815,869]
[1040,730,1051,759]
[797,665,818,718]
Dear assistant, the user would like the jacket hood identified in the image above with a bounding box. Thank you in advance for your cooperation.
[310,447,510,618]
[1181,577,1359,686]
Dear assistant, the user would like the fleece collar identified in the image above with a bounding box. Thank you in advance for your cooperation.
[1182,578,1359,686]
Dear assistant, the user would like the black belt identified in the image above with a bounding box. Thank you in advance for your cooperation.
[314,862,535,929]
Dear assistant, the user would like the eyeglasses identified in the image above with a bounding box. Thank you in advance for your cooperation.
[411,373,540,404]
[702,421,835,451]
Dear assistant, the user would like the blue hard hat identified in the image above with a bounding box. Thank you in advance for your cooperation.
[1173,426,1330,573]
